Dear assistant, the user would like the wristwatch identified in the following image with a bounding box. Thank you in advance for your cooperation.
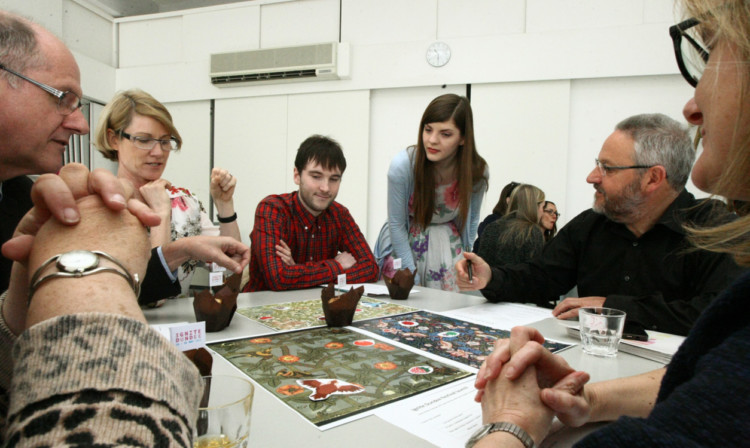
[28,250,140,303]
[465,422,537,448]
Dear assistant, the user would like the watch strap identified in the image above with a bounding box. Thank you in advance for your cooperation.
[28,250,141,304]
[466,422,537,448]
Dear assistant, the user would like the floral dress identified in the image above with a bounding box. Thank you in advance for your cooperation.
[168,186,219,296]
[408,181,463,291]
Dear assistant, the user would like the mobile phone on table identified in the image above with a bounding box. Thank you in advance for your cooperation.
[622,321,649,341]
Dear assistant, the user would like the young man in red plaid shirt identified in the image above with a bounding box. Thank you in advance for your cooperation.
[243,135,378,292]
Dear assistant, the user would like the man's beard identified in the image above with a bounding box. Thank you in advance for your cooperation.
[592,178,646,223]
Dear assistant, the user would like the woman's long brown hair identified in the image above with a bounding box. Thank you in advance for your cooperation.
[411,94,488,232]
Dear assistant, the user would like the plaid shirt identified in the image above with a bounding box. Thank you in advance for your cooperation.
[244,192,378,292]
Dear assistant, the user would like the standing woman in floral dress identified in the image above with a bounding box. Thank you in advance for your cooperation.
[380,94,488,291]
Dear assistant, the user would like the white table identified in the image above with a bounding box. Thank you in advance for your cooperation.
[144,287,667,448]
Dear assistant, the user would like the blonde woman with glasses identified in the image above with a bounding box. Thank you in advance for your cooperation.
[95,89,247,305]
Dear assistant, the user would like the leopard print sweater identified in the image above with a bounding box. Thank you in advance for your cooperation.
[0,299,202,447]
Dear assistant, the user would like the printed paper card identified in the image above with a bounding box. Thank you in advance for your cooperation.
[236,297,418,331]
[208,326,471,428]
[352,311,573,368]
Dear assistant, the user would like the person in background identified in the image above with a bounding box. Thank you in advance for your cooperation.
[473,181,520,252]
[457,113,744,336]
[95,89,248,305]
[1,163,202,445]
[244,135,378,292]
[539,200,558,243]
[478,184,546,271]
[376,93,488,291]
[468,3,750,446]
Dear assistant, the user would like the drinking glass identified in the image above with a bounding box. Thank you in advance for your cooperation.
[579,307,626,357]
[194,374,254,448]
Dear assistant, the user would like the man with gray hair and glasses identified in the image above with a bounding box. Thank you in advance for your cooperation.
[0,11,207,445]
[0,10,90,293]
[457,113,744,335]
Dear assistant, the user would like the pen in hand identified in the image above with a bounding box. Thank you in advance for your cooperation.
[464,247,473,282]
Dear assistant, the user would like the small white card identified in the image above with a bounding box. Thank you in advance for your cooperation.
[210,262,227,272]
[168,321,206,351]
[393,258,402,269]
[337,273,347,287]
[209,271,224,287]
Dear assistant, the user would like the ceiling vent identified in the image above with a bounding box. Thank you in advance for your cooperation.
[210,42,349,87]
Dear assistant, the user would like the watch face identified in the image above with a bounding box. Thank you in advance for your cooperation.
[57,250,99,273]
[426,42,451,67]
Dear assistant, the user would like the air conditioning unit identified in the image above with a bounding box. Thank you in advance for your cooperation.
[210,42,349,87]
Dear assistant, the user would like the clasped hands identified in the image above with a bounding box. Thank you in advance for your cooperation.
[475,326,592,445]
[1,164,249,333]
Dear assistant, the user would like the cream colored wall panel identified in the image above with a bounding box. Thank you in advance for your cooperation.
[566,74,699,223]
[341,0,436,45]
[471,81,570,229]
[119,16,182,67]
[438,0,524,38]
[646,0,682,23]
[63,0,114,65]
[527,0,645,33]
[214,96,288,245]
[287,90,371,238]
[260,0,339,48]
[161,100,212,214]
[182,6,260,62]
[75,51,116,103]
[0,0,63,36]
[367,85,465,245]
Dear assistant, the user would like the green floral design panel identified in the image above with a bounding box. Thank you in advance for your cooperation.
[236,297,418,331]
[209,327,471,427]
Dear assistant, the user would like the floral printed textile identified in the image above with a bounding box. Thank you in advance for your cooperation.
[407,181,463,291]
[168,186,219,296]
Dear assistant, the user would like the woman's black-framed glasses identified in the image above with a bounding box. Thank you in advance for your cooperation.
[0,63,82,115]
[669,18,710,87]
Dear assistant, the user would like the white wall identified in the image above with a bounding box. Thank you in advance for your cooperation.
[6,0,702,245]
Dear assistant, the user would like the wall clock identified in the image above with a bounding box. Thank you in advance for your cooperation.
[426,41,451,67]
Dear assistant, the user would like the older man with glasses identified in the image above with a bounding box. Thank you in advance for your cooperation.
[458,113,745,336]
[0,14,90,293]
[0,11,205,445]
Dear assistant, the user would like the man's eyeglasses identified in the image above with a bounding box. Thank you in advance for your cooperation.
[0,63,82,115]
[594,159,655,176]
[543,209,560,218]
[669,18,710,87]
[120,131,180,151]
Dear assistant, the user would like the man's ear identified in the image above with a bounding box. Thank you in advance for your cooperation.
[644,165,668,192]
[293,167,301,186]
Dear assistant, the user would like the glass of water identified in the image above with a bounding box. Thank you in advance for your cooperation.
[579,307,626,357]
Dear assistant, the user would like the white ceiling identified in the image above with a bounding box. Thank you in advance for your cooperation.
[88,0,257,17]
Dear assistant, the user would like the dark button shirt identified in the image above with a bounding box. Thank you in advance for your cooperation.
[0,176,34,292]
[482,190,746,335]
[244,191,378,292]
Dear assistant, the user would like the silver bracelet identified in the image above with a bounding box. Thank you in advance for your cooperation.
[28,250,140,304]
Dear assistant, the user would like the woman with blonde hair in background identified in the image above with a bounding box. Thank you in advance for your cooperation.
[477,184,546,270]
